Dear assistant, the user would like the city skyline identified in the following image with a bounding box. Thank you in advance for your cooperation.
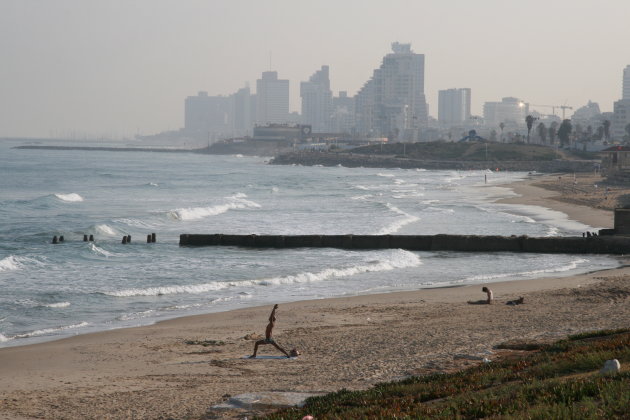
[1,0,629,139]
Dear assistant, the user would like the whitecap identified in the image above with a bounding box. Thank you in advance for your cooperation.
[54,193,84,202]
[94,224,118,236]
[377,173,395,177]
[168,194,261,221]
[465,258,589,282]
[375,204,420,235]
[0,333,9,343]
[90,243,118,258]
[11,322,89,339]
[43,302,71,308]
[105,250,422,297]
[0,255,23,272]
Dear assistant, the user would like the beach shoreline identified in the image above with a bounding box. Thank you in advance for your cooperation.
[2,173,630,420]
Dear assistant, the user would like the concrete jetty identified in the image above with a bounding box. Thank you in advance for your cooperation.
[179,233,630,254]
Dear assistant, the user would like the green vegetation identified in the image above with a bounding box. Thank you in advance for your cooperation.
[349,141,561,161]
[262,329,630,419]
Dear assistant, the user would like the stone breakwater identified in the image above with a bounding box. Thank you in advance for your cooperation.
[180,234,629,254]
[270,151,599,173]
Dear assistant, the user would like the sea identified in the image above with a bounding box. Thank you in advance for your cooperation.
[0,139,620,348]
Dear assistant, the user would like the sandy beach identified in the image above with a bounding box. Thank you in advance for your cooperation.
[2,174,630,420]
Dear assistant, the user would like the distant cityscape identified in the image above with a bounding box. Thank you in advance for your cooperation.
[143,43,630,148]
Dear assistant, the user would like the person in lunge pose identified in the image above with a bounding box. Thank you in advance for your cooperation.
[249,304,292,358]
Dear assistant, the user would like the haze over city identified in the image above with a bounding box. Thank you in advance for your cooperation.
[1,0,629,139]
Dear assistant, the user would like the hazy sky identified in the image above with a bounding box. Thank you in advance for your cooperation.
[1,0,629,139]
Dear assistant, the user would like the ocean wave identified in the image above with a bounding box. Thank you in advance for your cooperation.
[168,194,261,221]
[147,182,159,187]
[42,302,71,308]
[0,333,8,343]
[105,250,422,297]
[7,321,89,341]
[375,204,420,235]
[465,258,589,282]
[89,243,120,258]
[0,255,24,272]
[54,193,84,202]
[113,218,154,228]
[93,224,118,236]
[377,173,395,177]
[351,194,373,200]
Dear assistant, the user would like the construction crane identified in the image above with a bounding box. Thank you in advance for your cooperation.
[530,104,573,119]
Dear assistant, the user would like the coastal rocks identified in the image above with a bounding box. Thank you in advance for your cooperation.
[270,151,599,173]
[600,359,621,375]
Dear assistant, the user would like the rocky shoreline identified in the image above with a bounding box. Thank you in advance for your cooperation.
[270,151,599,173]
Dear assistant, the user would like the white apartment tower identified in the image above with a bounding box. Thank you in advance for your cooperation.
[355,42,428,141]
[623,65,630,100]
[300,66,333,132]
[438,88,471,126]
[256,71,289,125]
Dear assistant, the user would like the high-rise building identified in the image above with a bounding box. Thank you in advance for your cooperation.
[331,91,356,134]
[483,97,528,128]
[184,91,230,137]
[355,42,428,141]
[623,65,630,100]
[438,88,471,126]
[300,66,333,132]
[256,71,289,125]
[229,86,254,137]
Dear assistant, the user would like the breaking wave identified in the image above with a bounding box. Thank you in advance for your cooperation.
[465,258,589,282]
[168,194,261,221]
[104,250,422,297]
[54,193,84,202]
[375,203,420,235]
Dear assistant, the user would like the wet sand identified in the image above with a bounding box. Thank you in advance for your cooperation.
[1,174,629,420]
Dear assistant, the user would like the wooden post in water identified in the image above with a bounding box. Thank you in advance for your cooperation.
[52,235,58,244]
[89,234,94,242]
[59,235,64,242]
[127,235,131,243]
[151,233,156,243]
[83,234,88,242]
[147,234,152,243]
[122,236,127,244]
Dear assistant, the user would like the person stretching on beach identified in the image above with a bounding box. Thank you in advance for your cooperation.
[482,286,493,304]
[249,304,291,358]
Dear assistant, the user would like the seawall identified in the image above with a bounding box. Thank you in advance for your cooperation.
[270,152,598,172]
[179,234,630,254]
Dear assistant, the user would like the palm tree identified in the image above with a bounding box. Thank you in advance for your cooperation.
[525,115,535,143]
[536,122,547,144]
[499,122,505,142]
[557,119,573,147]
[548,121,558,145]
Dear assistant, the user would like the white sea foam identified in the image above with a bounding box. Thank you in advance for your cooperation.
[0,255,23,272]
[11,322,89,339]
[54,193,84,202]
[105,250,422,297]
[0,333,8,342]
[43,302,71,308]
[90,243,118,258]
[377,173,395,177]
[465,258,589,282]
[148,182,159,187]
[114,218,153,228]
[168,194,261,221]
[94,224,118,236]
[351,194,373,200]
[375,204,420,235]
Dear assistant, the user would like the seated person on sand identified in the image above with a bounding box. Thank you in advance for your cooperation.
[468,286,494,305]
[249,304,297,358]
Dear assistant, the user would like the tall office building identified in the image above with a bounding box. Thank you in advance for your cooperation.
[438,88,471,126]
[255,71,289,125]
[355,42,428,140]
[623,65,630,100]
[483,97,528,128]
[300,66,333,132]
[331,91,356,134]
[184,91,230,136]
[229,86,253,137]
